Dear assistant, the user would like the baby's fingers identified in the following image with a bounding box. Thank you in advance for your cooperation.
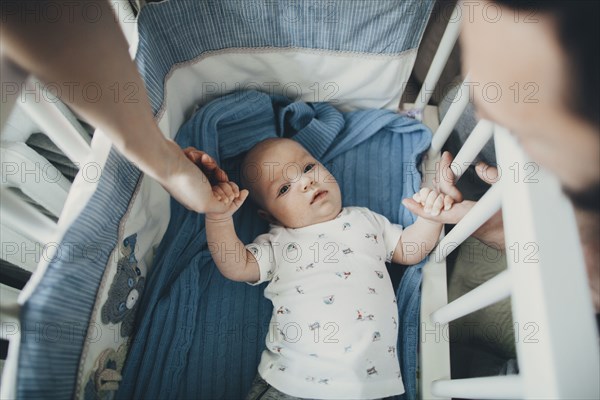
[444,195,454,211]
[413,187,432,204]
[430,194,445,216]
[423,190,438,212]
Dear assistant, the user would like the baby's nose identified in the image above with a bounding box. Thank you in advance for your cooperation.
[300,174,315,191]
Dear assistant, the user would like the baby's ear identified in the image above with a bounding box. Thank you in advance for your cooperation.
[257,209,279,225]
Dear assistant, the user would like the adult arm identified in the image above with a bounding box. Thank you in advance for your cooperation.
[0,0,225,213]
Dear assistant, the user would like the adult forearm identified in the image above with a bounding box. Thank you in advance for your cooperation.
[472,210,505,249]
[0,0,169,179]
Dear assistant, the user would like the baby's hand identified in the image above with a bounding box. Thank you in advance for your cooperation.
[412,187,453,217]
[206,181,249,219]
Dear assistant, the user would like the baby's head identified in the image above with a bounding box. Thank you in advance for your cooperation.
[241,138,342,228]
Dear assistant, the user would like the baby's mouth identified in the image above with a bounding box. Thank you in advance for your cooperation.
[311,190,328,204]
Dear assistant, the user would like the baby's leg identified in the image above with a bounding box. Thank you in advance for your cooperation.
[244,373,311,400]
[245,372,387,400]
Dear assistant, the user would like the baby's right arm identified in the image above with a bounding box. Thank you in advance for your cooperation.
[205,183,260,283]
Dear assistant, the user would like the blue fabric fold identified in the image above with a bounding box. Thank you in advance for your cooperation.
[118,91,431,399]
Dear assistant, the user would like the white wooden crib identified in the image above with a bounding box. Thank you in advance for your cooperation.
[1,1,598,399]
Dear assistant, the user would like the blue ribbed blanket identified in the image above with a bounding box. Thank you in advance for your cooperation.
[118,91,431,399]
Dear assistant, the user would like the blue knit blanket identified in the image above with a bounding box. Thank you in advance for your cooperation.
[117,91,431,399]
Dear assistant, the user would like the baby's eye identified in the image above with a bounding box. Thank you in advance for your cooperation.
[278,184,290,197]
[304,163,315,173]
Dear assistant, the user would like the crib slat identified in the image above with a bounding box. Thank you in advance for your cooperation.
[0,225,40,273]
[430,270,511,324]
[420,248,451,400]
[494,126,600,399]
[433,183,502,261]
[432,376,523,399]
[0,190,56,245]
[19,78,91,166]
[1,142,71,218]
[428,76,472,157]
[0,308,20,400]
[0,283,20,338]
[413,5,462,115]
[449,119,494,180]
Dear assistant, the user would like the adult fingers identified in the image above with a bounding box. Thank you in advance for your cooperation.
[227,181,240,197]
[200,153,229,183]
[437,151,464,202]
[475,162,500,185]
[218,182,235,200]
[183,147,201,163]
[183,147,229,184]
[213,186,227,203]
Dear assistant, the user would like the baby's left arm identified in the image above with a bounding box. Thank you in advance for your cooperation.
[392,188,448,265]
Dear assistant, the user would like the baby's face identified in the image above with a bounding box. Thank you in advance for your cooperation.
[247,139,342,228]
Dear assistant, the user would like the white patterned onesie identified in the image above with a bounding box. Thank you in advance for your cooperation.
[246,207,405,399]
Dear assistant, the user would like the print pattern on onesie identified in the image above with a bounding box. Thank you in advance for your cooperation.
[247,207,405,398]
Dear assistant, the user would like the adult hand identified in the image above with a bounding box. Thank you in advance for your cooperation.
[406,156,506,249]
[474,161,500,185]
[434,151,500,210]
[436,151,464,209]
[155,140,251,216]
[153,140,228,214]
[183,147,229,186]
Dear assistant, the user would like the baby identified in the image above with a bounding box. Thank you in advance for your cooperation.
[205,138,448,400]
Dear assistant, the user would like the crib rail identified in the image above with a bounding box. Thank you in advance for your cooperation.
[434,181,502,260]
[494,127,599,398]
[413,5,461,116]
[427,77,471,156]
[422,91,600,398]
[432,375,523,399]
[417,3,599,399]
[425,124,600,399]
